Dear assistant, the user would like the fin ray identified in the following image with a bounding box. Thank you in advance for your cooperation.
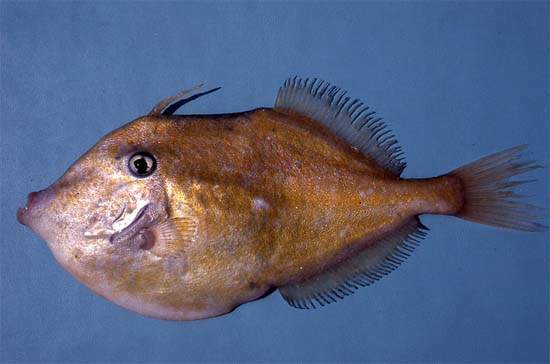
[449,145,546,232]
[149,217,197,258]
[274,77,406,176]
[279,217,428,309]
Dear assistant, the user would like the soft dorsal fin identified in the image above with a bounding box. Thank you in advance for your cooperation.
[275,77,406,176]
[279,217,428,309]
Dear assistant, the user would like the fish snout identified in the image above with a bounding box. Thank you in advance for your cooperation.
[17,190,49,226]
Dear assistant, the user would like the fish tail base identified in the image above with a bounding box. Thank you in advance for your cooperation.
[448,145,546,232]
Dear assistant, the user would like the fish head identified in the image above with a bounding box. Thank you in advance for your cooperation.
[16,117,206,319]
[17,116,168,256]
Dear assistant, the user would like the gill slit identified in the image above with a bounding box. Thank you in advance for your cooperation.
[112,205,126,225]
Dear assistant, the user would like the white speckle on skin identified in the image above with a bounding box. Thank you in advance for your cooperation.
[251,197,269,211]
[359,191,366,199]
[339,227,348,239]
[313,212,334,228]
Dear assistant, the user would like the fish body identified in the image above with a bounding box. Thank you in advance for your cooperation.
[17,78,544,320]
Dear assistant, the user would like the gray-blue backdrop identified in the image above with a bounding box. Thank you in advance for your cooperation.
[1,1,548,362]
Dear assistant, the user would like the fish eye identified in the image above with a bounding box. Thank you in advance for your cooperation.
[128,152,157,178]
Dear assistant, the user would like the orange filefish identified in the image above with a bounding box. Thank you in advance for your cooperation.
[17,77,545,320]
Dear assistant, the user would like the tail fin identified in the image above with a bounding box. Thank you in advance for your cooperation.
[449,145,546,232]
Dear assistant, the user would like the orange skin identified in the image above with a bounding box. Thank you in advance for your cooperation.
[17,107,464,320]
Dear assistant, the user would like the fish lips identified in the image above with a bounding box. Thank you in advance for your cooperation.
[17,189,51,227]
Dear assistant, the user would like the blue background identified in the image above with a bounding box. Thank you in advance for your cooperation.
[1,1,548,362]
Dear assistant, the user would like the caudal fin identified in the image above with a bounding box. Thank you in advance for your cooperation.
[449,145,546,232]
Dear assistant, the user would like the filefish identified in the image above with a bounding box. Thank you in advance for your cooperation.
[17,77,545,320]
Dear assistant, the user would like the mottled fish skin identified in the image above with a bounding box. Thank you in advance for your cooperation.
[17,80,543,320]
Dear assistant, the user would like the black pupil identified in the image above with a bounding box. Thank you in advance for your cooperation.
[133,157,149,174]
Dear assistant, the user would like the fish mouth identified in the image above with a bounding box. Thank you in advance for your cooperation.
[110,203,157,247]
[17,189,49,227]
[16,205,30,226]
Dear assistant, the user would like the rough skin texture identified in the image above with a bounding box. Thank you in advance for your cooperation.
[17,108,463,320]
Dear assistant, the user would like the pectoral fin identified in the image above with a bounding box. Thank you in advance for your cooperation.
[148,217,197,258]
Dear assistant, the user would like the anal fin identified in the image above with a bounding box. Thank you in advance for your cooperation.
[279,217,428,309]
